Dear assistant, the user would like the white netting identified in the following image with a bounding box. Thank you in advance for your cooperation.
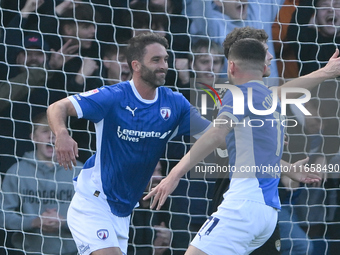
[0,0,339,255]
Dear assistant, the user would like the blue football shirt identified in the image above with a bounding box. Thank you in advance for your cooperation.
[218,80,284,210]
[68,80,210,216]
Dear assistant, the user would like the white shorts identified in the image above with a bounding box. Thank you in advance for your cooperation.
[190,200,278,255]
[67,192,130,255]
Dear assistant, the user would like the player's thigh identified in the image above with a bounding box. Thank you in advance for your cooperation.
[190,200,277,255]
[185,245,208,255]
[91,247,122,255]
[67,192,130,255]
[249,222,281,255]
[245,202,278,254]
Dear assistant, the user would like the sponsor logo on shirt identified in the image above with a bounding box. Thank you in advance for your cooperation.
[97,229,109,240]
[79,89,99,97]
[117,126,171,142]
[126,106,137,116]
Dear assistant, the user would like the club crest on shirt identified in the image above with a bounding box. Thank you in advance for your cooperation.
[160,107,171,120]
[97,229,109,240]
[80,89,99,97]
[275,239,281,251]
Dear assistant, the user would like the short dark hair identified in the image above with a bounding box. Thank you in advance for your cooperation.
[60,4,100,31]
[314,0,322,7]
[103,44,118,58]
[31,112,48,134]
[126,32,169,72]
[129,2,169,31]
[189,38,225,64]
[223,27,268,59]
[103,44,127,59]
[228,38,266,72]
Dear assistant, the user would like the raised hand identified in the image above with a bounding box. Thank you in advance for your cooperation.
[322,48,340,78]
[153,222,171,255]
[55,0,79,16]
[75,57,99,85]
[31,208,66,233]
[21,0,44,17]
[49,39,79,70]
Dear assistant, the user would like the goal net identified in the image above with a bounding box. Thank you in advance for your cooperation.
[0,0,339,255]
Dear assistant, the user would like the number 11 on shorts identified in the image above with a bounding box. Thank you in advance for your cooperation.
[198,216,220,239]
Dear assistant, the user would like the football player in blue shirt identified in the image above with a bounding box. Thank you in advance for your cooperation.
[47,33,210,255]
[145,38,322,255]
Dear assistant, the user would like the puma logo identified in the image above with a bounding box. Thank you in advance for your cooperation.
[126,106,137,116]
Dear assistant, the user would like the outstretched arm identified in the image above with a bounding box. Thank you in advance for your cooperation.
[277,49,340,99]
[144,116,232,210]
[47,98,78,170]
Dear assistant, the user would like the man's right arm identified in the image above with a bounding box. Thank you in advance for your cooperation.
[47,98,79,170]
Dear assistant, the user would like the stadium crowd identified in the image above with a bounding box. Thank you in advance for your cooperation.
[0,0,340,254]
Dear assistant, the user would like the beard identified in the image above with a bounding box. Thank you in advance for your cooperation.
[140,63,167,87]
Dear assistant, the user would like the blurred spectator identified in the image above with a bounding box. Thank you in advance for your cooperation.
[124,0,189,53]
[189,38,225,87]
[18,1,103,94]
[0,0,76,78]
[184,0,284,83]
[176,38,224,102]
[115,2,169,43]
[0,0,46,79]
[39,2,103,163]
[305,82,340,255]
[280,125,319,255]
[0,32,67,174]
[272,0,300,78]
[287,0,340,76]
[132,2,169,38]
[285,2,340,251]
[0,3,96,166]
[49,2,103,93]
[102,44,131,85]
[135,0,189,55]
[84,0,128,43]
[281,84,340,255]
[147,0,191,88]
[0,0,60,28]
[0,112,82,255]
[131,0,183,14]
